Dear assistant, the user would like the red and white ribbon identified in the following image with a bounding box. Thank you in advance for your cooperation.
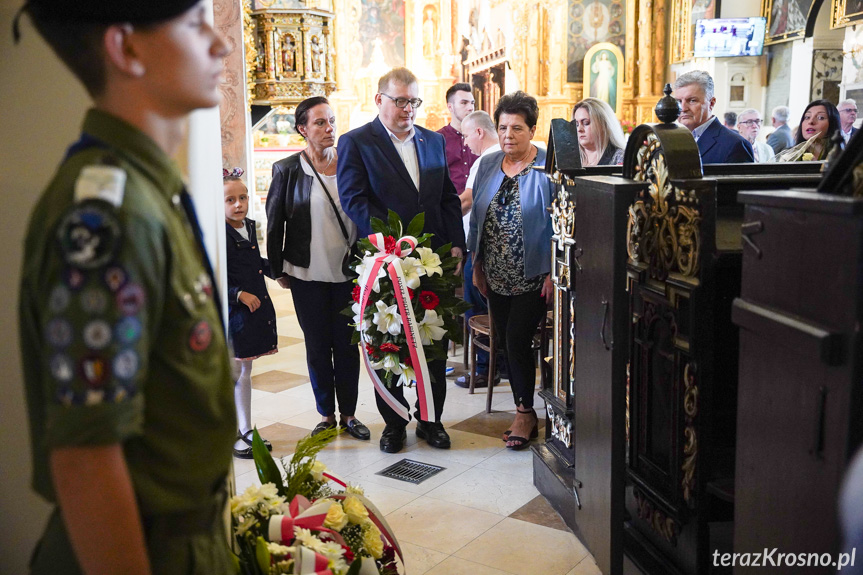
[293,545,333,575]
[267,495,345,546]
[358,233,434,422]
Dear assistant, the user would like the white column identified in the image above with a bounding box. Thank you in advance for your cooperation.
[788,39,814,123]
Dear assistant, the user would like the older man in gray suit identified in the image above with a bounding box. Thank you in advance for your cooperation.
[767,105,794,154]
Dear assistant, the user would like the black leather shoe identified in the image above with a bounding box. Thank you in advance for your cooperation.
[380,424,407,453]
[311,421,336,437]
[340,418,371,440]
[454,374,499,388]
[416,420,451,449]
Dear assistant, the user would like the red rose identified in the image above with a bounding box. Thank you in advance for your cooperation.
[352,285,361,303]
[384,235,397,254]
[408,288,414,300]
[342,545,355,563]
[365,343,380,359]
[380,342,400,353]
[404,355,412,368]
[419,291,439,310]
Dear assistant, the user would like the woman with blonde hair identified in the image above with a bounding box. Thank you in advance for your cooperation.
[571,97,626,166]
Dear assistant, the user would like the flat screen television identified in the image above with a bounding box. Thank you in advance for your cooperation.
[693,17,766,58]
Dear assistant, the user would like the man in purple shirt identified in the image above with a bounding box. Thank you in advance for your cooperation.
[438,83,478,194]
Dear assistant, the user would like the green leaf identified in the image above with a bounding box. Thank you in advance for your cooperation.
[346,558,363,575]
[252,428,285,495]
[435,242,453,256]
[406,213,425,238]
[387,209,403,236]
[254,536,270,574]
[370,216,388,235]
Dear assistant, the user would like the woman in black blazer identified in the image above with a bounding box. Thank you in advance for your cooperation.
[265,97,368,441]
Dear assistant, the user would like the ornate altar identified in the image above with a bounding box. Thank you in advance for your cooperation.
[245,1,336,106]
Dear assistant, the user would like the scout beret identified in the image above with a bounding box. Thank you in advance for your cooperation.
[22,0,201,24]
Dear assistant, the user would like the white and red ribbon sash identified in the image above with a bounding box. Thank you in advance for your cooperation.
[294,545,333,575]
[266,495,345,546]
[358,233,434,422]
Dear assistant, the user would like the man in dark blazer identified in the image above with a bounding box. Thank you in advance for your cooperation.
[839,99,859,144]
[337,67,465,453]
[673,70,754,164]
[768,105,795,154]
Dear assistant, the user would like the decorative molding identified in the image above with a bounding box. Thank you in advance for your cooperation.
[546,404,573,447]
[681,362,698,507]
[627,133,702,281]
[634,489,680,546]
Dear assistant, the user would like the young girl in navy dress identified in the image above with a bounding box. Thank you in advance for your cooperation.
[224,168,278,458]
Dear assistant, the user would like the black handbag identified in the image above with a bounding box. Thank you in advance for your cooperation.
[301,151,358,278]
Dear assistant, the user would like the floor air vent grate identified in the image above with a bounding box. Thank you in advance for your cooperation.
[376,459,446,484]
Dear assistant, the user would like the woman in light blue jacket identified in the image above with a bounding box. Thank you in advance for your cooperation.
[468,91,554,451]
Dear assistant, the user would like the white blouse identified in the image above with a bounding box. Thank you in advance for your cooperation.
[283,154,358,283]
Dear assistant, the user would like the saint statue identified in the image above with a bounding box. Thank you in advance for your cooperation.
[282,34,295,74]
[423,6,438,59]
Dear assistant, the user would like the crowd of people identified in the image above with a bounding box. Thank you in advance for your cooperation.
[16,0,862,565]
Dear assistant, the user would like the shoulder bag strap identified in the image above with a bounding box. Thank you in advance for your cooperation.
[301,150,351,245]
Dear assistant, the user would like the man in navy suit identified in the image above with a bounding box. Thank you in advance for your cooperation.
[673,70,754,164]
[338,67,465,453]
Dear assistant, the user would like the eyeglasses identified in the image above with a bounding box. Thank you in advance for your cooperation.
[738,119,762,126]
[380,93,423,109]
[841,108,858,114]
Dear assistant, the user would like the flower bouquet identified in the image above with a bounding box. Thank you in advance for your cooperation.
[620,118,637,135]
[231,429,402,575]
[347,211,470,421]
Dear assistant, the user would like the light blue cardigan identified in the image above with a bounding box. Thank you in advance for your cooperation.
[467,147,554,279]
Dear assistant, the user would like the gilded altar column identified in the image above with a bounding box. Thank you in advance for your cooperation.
[623,0,668,124]
[215,0,250,174]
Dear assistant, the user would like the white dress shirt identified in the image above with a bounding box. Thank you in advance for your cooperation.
[382,123,420,191]
[691,116,717,142]
[462,144,501,242]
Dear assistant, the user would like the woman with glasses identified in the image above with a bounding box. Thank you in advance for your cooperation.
[468,91,554,451]
[571,97,626,166]
[736,109,775,163]
[266,96,369,441]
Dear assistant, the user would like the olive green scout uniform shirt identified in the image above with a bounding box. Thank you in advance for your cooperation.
[19,109,236,573]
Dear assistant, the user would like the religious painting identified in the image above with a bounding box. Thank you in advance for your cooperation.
[422,4,439,59]
[359,0,405,67]
[567,0,626,84]
[670,0,718,63]
[811,49,843,102]
[761,0,813,44]
[583,43,623,113]
[832,0,863,28]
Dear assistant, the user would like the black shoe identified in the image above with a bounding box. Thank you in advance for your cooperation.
[416,420,451,449]
[380,424,407,453]
[311,421,336,437]
[340,418,371,440]
[234,430,271,458]
[454,373,499,388]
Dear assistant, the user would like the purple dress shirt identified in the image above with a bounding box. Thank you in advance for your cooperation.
[438,124,479,194]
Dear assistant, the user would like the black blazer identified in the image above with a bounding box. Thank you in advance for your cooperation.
[698,118,755,164]
[336,117,465,249]
[226,219,277,359]
[265,153,314,277]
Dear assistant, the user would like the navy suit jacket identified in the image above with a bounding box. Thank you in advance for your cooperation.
[697,118,755,164]
[337,117,465,249]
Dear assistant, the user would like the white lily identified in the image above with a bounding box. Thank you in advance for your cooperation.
[415,247,443,277]
[398,256,425,289]
[373,300,402,335]
[352,302,371,333]
[397,366,416,387]
[417,309,446,344]
[382,353,403,374]
[356,256,386,292]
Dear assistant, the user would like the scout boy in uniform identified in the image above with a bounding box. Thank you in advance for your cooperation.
[15,1,237,573]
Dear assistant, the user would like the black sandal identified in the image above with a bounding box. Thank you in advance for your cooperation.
[234,430,272,459]
[506,408,538,451]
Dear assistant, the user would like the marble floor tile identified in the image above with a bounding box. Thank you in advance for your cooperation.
[508,495,570,532]
[250,393,318,422]
[256,421,318,458]
[406,428,505,468]
[384,496,504,554]
[474,444,538,484]
[454,517,588,575]
[251,369,309,393]
[451,409,535,442]
[396,541,448,575]
[424,556,514,575]
[423,465,539,516]
[345,477,421,516]
[567,557,603,575]
[235,469,260,494]
[277,335,304,347]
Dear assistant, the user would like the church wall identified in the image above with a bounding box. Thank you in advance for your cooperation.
[0,8,77,569]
